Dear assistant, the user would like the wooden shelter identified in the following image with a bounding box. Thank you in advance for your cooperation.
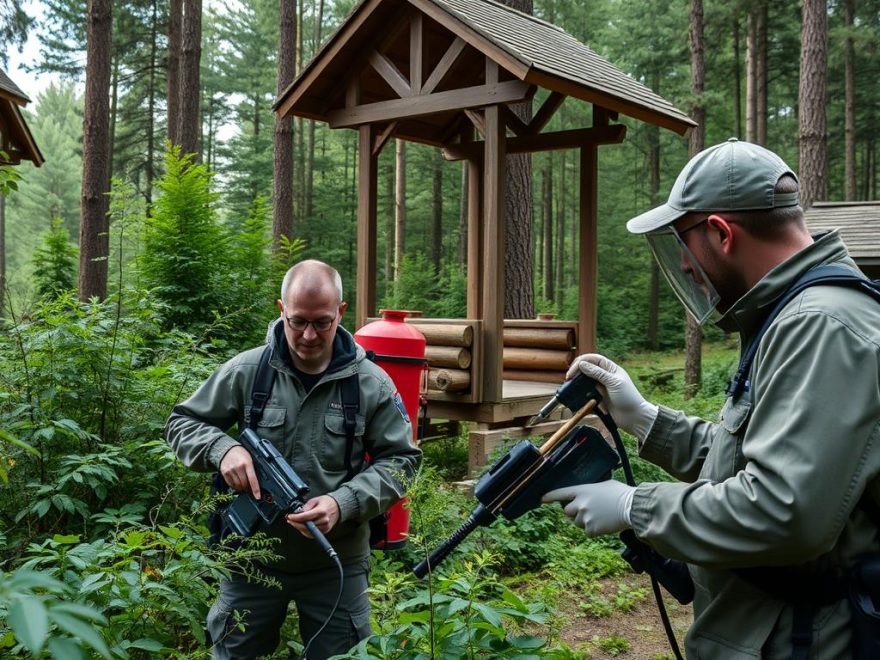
[0,69,44,167]
[274,0,693,461]
[805,202,880,279]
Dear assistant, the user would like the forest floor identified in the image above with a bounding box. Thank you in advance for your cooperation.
[554,571,693,659]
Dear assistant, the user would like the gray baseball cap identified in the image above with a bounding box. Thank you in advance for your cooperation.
[626,138,799,235]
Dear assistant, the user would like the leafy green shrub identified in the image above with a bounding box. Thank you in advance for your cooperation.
[340,551,563,659]
[9,513,279,657]
[0,568,110,659]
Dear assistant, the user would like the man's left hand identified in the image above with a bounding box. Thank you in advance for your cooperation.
[542,481,635,536]
[286,495,340,537]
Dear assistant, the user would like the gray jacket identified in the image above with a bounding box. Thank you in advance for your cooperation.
[630,231,880,658]
[166,320,421,573]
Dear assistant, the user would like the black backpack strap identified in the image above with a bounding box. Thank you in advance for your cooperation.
[727,264,880,398]
[340,372,360,481]
[249,345,276,430]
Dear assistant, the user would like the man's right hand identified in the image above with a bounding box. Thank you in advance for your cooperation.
[567,354,659,442]
[219,446,261,500]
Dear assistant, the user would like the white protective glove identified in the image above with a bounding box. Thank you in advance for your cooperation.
[542,481,635,536]
[567,353,659,442]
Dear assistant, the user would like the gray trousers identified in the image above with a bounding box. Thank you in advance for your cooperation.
[206,558,372,660]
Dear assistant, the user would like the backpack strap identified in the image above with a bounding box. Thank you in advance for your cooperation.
[249,345,276,430]
[727,264,880,398]
[340,372,360,481]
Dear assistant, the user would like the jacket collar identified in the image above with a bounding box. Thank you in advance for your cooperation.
[715,230,856,338]
[265,317,365,380]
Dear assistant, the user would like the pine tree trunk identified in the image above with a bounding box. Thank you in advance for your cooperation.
[799,0,828,209]
[733,12,742,138]
[431,150,443,272]
[647,131,660,350]
[304,0,325,222]
[79,0,113,302]
[394,139,406,283]
[756,3,768,146]
[146,0,158,206]
[844,0,856,200]
[167,0,182,145]
[499,0,534,320]
[746,9,757,143]
[542,163,553,302]
[555,151,566,308]
[685,0,705,399]
[385,160,394,292]
[273,0,296,250]
[177,0,202,159]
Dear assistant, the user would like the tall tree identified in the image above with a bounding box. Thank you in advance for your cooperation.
[799,0,828,208]
[394,139,406,284]
[0,0,30,66]
[843,0,856,199]
[167,0,182,145]
[273,0,297,250]
[78,0,114,301]
[499,0,534,319]
[177,0,202,158]
[431,150,443,272]
[685,0,705,399]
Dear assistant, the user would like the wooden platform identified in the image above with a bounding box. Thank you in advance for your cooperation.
[426,378,560,424]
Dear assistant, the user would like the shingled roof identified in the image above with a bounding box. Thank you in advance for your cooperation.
[275,0,695,138]
[430,0,693,132]
[0,69,43,166]
[805,201,880,268]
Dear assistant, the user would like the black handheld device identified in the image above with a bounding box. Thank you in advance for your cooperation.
[221,428,336,559]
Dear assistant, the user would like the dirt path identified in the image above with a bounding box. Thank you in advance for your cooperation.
[555,572,693,659]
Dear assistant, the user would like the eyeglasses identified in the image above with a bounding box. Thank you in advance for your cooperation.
[284,315,336,332]
[677,218,708,237]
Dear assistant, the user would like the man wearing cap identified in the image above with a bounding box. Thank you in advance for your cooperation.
[544,139,880,658]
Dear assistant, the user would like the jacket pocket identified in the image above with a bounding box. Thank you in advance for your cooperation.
[719,393,752,434]
[244,405,287,449]
[322,413,367,473]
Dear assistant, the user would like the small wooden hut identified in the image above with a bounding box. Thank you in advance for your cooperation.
[0,70,44,167]
[274,0,693,468]
[805,202,880,279]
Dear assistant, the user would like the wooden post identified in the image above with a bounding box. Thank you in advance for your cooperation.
[482,58,506,402]
[578,107,607,353]
[356,123,378,329]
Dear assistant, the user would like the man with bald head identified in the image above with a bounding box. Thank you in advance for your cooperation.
[166,259,421,659]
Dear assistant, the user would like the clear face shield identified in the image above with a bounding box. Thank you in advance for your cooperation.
[646,225,721,325]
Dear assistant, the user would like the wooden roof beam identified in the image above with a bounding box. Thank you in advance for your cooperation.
[422,37,467,95]
[327,80,533,128]
[501,105,528,136]
[442,124,626,161]
[526,91,565,134]
[369,51,411,97]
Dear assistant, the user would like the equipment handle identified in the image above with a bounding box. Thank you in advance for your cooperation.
[413,505,492,578]
[539,399,598,456]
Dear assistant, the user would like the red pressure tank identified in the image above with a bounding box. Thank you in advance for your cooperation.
[354,309,426,550]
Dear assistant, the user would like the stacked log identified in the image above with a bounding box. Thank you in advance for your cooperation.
[411,321,473,394]
[501,323,575,384]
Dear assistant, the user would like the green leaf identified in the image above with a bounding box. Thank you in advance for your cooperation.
[124,638,165,652]
[51,602,107,624]
[52,534,81,545]
[0,429,40,456]
[8,570,64,592]
[159,525,183,539]
[8,596,49,654]
[48,610,111,659]
[48,636,86,660]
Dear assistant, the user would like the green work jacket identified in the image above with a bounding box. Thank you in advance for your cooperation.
[630,231,880,658]
[165,320,421,573]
